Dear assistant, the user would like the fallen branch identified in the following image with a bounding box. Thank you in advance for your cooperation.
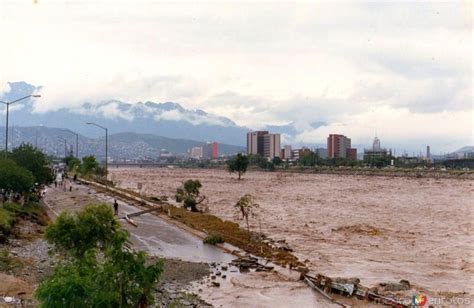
[127,207,161,218]
[124,215,138,227]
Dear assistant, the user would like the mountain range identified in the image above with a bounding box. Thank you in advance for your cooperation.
[0,126,245,159]
[0,81,261,146]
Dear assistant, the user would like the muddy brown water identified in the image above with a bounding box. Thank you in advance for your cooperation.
[110,167,474,296]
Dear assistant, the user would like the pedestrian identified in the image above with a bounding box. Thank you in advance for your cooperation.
[113,199,119,216]
[54,180,57,188]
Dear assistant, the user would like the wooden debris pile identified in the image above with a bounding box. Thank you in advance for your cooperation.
[261,235,293,252]
[303,273,411,307]
[230,256,274,273]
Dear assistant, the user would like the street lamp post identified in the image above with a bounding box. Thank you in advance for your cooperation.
[1,95,41,158]
[86,122,108,180]
[58,137,68,158]
[66,130,79,158]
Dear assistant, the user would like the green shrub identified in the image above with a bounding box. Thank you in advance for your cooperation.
[10,144,53,185]
[203,233,224,245]
[0,159,35,195]
[0,248,23,271]
[0,208,14,236]
[37,204,163,307]
[3,202,49,226]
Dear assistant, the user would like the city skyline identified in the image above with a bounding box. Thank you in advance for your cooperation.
[0,1,472,153]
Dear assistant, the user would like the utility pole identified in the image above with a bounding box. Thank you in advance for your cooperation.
[58,137,68,158]
[86,122,108,180]
[66,130,79,158]
[1,95,41,158]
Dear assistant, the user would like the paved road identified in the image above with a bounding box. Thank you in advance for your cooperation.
[43,179,337,307]
[97,193,234,263]
[44,181,233,263]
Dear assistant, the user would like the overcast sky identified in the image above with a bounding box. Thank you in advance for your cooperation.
[0,0,472,153]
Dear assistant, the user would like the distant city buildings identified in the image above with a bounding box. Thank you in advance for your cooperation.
[315,148,328,159]
[327,134,357,159]
[190,141,219,160]
[190,146,203,159]
[247,131,281,159]
[159,149,174,158]
[363,136,390,161]
[282,145,292,160]
[203,142,218,159]
[346,148,357,160]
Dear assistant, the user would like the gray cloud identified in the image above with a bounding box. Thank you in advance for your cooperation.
[0,1,471,152]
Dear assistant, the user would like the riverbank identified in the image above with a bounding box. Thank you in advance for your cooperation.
[286,166,474,179]
[0,207,51,307]
[42,180,334,307]
[0,185,216,307]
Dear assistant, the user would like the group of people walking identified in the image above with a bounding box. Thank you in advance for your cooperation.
[52,164,119,216]
[53,169,75,192]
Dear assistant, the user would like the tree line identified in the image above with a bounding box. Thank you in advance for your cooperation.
[0,144,54,202]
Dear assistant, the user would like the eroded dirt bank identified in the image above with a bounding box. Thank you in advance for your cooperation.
[110,167,474,296]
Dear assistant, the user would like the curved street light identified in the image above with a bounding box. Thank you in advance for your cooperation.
[1,94,41,158]
[86,122,108,180]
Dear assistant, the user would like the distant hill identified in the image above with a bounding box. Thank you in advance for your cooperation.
[454,146,474,154]
[430,145,474,160]
[0,126,245,159]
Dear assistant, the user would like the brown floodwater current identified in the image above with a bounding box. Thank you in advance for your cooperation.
[110,167,474,296]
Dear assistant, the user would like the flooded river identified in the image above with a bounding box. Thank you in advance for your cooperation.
[110,167,474,296]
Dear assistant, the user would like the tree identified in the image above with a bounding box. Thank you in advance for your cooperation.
[10,144,53,185]
[64,155,81,171]
[37,204,163,307]
[248,154,275,171]
[235,194,259,235]
[227,153,249,180]
[0,159,35,197]
[298,151,322,167]
[81,155,99,175]
[175,180,206,212]
[272,157,283,166]
[45,204,121,258]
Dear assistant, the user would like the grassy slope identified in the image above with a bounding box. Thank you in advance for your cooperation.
[0,202,49,240]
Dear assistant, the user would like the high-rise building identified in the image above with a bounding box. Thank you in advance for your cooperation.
[426,146,431,159]
[327,134,354,159]
[247,131,268,156]
[263,134,281,159]
[202,142,218,159]
[283,145,292,159]
[346,148,357,160]
[247,131,281,159]
[373,136,381,151]
[364,136,389,160]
